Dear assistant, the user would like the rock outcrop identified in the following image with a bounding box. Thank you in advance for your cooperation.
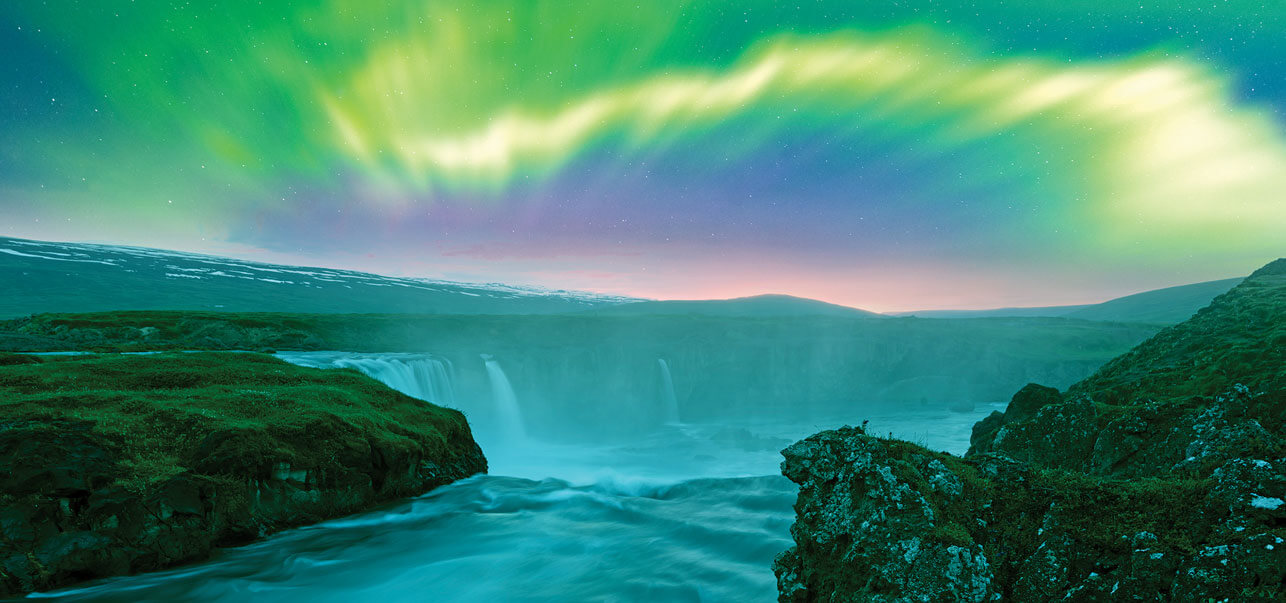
[777,259,1286,601]
[776,422,1284,601]
[0,352,486,596]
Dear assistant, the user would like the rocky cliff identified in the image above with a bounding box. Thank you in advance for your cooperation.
[776,259,1286,601]
[0,311,1159,437]
[0,352,486,596]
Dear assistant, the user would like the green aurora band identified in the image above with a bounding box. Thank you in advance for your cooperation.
[2,1,1283,308]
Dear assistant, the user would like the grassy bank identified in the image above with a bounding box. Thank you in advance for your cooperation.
[0,351,486,596]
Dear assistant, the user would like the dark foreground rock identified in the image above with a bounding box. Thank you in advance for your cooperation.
[775,424,1284,601]
[0,352,486,596]
[777,259,1286,602]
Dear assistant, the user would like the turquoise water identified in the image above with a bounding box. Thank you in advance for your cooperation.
[31,353,998,602]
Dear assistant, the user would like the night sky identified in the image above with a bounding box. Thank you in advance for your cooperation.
[2,1,1283,310]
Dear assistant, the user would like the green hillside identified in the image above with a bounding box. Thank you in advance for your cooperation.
[778,258,1286,601]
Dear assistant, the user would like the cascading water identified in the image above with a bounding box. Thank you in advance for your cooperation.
[276,353,457,407]
[658,358,681,423]
[482,355,527,441]
[337,356,456,406]
[46,352,1005,602]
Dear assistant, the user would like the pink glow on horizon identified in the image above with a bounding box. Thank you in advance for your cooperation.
[2,228,1245,313]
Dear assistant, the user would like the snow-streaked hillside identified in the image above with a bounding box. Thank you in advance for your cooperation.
[0,237,640,317]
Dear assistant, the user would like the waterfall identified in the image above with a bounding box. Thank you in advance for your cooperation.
[658,358,681,424]
[277,353,457,407]
[482,356,527,441]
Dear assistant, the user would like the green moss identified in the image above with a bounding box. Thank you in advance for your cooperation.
[866,434,1221,590]
[115,451,186,492]
[1009,470,1213,556]
[0,352,41,366]
[930,521,974,548]
[0,352,476,490]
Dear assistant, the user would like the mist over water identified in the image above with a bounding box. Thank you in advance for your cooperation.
[482,356,529,443]
[658,359,681,424]
[329,354,457,407]
[33,352,1000,602]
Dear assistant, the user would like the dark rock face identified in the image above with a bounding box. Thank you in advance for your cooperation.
[969,382,1286,480]
[991,394,1098,471]
[775,428,993,602]
[777,259,1286,602]
[1002,383,1062,423]
[775,423,1285,602]
[0,418,485,596]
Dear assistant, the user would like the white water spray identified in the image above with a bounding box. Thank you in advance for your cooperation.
[278,353,456,407]
[657,358,680,424]
[482,355,527,441]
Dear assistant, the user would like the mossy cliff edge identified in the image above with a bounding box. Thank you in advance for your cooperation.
[0,352,487,596]
[775,259,1286,601]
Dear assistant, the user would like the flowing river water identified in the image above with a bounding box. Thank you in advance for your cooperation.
[31,353,1001,602]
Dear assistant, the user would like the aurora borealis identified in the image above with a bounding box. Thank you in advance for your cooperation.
[2,1,1283,310]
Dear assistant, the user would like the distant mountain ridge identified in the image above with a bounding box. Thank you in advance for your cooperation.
[1060,277,1245,323]
[0,235,1248,324]
[582,294,884,318]
[0,236,640,317]
[894,277,1244,324]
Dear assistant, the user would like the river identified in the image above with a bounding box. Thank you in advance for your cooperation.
[31,353,999,602]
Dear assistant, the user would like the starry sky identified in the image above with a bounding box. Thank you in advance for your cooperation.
[2,1,1284,311]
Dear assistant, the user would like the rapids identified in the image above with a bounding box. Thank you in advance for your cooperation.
[30,353,1000,602]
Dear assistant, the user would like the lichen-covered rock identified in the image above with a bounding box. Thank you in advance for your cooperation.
[1003,383,1062,423]
[967,384,1061,456]
[990,396,1098,471]
[775,427,994,602]
[1011,529,1073,601]
[777,423,1284,602]
[1170,534,1286,601]
[1209,457,1286,529]
[778,259,1286,602]
[1089,402,1181,476]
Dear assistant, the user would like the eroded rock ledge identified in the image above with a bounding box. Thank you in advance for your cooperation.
[775,416,1284,602]
[0,352,486,596]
